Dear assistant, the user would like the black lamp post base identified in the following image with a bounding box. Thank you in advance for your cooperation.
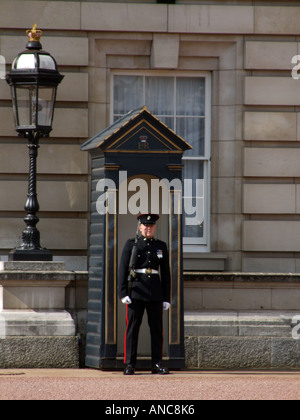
[10,248,53,262]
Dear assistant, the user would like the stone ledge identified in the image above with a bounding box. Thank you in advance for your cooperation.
[0,261,74,287]
[0,273,73,287]
[184,272,300,283]
[0,264,88,310]
[0,261,66,272]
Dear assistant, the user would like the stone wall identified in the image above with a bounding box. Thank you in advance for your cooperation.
[0,1,300,271]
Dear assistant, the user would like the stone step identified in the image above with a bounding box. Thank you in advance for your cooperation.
[184,310,300,337]
[0,310,76,337]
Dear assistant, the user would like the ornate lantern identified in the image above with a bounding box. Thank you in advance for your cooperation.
[5,25,64,261]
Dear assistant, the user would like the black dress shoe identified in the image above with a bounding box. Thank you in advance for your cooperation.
[124,365,135,375]
[151,363,169,375]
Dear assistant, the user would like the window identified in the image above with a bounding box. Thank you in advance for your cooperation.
[112,72,211,250]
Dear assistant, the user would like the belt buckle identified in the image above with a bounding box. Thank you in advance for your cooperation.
[146,268,152,275]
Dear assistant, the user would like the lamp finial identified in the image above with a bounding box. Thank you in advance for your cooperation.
[26,24,42,42]
[26,24,43,50]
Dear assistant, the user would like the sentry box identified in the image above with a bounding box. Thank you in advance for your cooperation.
[81,106,191,370]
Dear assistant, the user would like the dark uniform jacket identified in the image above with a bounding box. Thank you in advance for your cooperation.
[118,236,171,303]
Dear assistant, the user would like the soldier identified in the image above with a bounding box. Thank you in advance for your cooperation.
[118,213,171,375]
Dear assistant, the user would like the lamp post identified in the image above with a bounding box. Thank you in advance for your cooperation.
[6,25,64,261]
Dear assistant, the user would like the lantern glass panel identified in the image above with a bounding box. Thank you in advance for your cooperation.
[14,53,36,70]
[13,85,37,128]
[37,87,56,127]
[39,55,56,70]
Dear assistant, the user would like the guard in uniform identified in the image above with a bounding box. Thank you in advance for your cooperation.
[118,213,171,375]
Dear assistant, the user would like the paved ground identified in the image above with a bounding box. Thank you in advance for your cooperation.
[1,369,300,400]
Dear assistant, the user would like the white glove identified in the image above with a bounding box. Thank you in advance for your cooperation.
[121,296,132,305]
[163,302,170,311]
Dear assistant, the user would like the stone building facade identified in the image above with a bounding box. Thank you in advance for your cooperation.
[1,0,300,369]
[1,0,300,275]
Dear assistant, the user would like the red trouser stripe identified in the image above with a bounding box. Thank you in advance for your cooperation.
[161,309,164,361]
[123,304,129,364]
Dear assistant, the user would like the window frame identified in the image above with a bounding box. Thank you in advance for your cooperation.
[111,70,211,252]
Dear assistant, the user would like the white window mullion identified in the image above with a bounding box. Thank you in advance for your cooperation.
[174,77,177,133]
[143,75,146,107]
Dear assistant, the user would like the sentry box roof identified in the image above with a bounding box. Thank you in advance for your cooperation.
[80,106,192,154]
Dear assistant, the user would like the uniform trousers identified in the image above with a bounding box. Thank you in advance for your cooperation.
[124,299,163,366]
